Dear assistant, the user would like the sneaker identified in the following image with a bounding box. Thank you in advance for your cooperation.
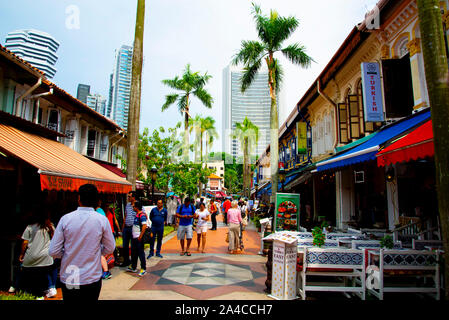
[8,286,15,293]
[36,296,45,300]
[156,254,163,258]
[138,269,146,277]
[102,271,112,280]
[127,266,138,273]
[46,288,57,298]
[147,253,154,259]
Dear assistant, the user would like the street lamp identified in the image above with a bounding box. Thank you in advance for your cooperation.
[150,165,158,204]
[279,167,286,193]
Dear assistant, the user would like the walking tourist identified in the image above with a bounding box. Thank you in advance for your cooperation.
[209,198,218,230]
[49,184,115,301]
[148,199,167,259]
[195,202,210,253]
[105,202,121,265]
[227,200,242,254]
[176,197,196,256]
[19,203,55,299]
[128,201,147,276]
[96,200,112,280]
[222,197,232,225]
[120,191,137,267]
[238,199,249,231]
[167,195,178,226]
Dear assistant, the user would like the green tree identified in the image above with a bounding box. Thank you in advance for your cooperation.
[417,0,449,299]
[232,3,313,201]
[233,117,259,198]
[126,0,145,190]
[161,64,213,163]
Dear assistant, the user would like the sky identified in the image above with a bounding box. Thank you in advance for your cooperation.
[0,0,379,153]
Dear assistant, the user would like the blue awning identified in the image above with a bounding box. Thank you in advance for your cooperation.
[256,172,301,197]
[316,110,431,172]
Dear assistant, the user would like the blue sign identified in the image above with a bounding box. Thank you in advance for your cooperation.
[361,62,384,122]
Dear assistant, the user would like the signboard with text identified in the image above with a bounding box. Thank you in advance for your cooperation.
[361,62,384,122]
[274,193,300,232]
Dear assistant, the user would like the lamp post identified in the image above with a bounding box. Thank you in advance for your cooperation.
[150,165,158,204]
[279,167,286,193]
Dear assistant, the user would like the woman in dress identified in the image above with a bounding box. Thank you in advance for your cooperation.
[195,202,210,253]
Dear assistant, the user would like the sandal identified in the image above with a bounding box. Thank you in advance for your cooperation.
[180,252,185,256]
[185,252,191,256]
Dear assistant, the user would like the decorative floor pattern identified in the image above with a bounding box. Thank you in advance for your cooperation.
[130,256,267,299]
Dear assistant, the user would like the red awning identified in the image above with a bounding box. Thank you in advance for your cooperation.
[376,120,434,167]
[0,124,132,193]
[96,162,145,190]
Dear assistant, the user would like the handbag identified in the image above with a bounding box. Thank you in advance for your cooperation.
[225,232,229,243]
[105,254,115,268]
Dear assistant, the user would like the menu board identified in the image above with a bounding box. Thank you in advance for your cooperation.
[274,193,300,232]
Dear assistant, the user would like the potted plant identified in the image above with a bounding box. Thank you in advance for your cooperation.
[312,226,325,247]
[380,234,394,249]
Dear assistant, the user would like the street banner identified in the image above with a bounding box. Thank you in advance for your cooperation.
[361,62,384,122]
[274,193,300,232]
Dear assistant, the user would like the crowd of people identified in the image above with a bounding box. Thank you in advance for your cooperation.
[10,184,253,301]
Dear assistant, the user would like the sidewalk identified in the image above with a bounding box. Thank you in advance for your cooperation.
[100,213,272,300]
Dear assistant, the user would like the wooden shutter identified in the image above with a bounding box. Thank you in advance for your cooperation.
[338,103,349,143]
[348,94,361,139]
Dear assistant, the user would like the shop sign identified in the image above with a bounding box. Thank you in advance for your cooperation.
[361,62,384,122]
[40,174,132,194]
[296,122,308,154]
[274,193,300,232]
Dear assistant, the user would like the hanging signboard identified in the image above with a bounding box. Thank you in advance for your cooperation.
[274,193,300,232]
[296,122,308,154]
[361,62,385,122]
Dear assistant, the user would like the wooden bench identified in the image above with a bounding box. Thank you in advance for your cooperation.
[297,247,366,300]
[366,249,441,300]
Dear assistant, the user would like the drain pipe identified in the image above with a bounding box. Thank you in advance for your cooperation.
[317,79,339,150]
[109,130,125,163]
[15,77,43,117]
[28,87,53,100]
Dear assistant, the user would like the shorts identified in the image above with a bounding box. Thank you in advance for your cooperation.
[177,225,193,240]
[195,224,208,234]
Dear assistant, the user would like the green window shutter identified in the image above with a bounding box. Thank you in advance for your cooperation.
[348,94,361,139]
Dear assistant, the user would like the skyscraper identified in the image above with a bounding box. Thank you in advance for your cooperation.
[86,93,107,116]
[222,65,274,160]
[5,29,59,78]
[109,45,133,129]
[76,84,91,104]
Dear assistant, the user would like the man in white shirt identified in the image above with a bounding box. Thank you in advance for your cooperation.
[49,184,115,301]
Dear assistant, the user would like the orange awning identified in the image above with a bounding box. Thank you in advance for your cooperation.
[0,124,132,193]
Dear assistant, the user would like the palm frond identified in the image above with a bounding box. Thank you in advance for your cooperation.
[251,3,271,46]
[273,58,284,94]
[240,59,262,93]
[177,94,188,114]
[193,87,213,109]
[232,40,266,66]
[271,16,300,49]
[281,43,314,68]
[162,94,179,111]
[161,77,182,90]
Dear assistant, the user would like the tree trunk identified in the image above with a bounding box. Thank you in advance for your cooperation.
[267,56,279,203]
[418,0,449,300]
[184,101,190,163]
[126,0,145,190]
[244,136,249,198]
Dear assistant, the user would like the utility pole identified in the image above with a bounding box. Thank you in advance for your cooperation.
[417,0,449,299]
[126,0,145,190]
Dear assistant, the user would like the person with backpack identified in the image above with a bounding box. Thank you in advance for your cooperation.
[128,201,147,277]
[238,199,249,231]
[176,197,196,256]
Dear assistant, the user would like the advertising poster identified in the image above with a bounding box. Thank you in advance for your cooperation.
[274,193,300,232]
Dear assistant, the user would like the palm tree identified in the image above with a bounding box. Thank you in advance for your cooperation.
[232,3,313,200]
[417,0,449,299]
[203,117,219,163]
[233,117,259,198]
[161,64,213,163]
[126,0,145,190]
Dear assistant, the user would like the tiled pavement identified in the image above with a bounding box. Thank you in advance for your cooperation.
[100,214,273,300]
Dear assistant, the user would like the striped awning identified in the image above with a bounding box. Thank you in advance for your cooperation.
[0,124,132,193]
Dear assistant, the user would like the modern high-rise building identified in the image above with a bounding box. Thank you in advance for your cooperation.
[76,84,91,104]
[4,29,59,79]
[86,93,107,116]
[109,45,133,129]
[222,65,275,161]
[107,73,114,119]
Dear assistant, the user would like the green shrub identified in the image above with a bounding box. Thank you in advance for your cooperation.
[380,235,394,249]
[0,291,36,300]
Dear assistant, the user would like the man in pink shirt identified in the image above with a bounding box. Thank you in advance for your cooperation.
[226,201,242,254]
